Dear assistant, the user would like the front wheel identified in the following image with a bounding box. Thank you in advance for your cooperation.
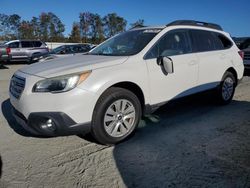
[216,71,236,105]
[91,87,142,145]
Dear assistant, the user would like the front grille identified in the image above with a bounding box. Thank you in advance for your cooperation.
[244,51,250,60]
[10,74,26,99]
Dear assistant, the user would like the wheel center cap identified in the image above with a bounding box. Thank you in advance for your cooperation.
[117,114,123,121]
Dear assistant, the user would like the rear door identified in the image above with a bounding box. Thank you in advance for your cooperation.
[144,29,199,104]
[20,41,34,58]
[190,30,232,89]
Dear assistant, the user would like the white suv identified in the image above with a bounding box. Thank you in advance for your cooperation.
[9,20,244,144]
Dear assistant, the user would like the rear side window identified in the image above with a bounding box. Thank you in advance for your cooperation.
[145,29,192,59]
[33,41,42,47]
[191,30,232,52]
[8,42,20,48]
[191,30,218,52]
[216,34,233,49]
[21,41,33,48]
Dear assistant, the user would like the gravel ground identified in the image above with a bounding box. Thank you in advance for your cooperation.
[0,64,250,188]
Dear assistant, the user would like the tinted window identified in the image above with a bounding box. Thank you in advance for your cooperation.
[145,30,192,59]
[217,34,232,49]
[191,30,219,52]
[8,42,20,48]
[21,41,33,48]
[51,46,65,54]
[65,46,74,54]
[33,41,42,47]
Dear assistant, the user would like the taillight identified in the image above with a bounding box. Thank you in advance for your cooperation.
[6,47,11,55]
[238,51,244,60]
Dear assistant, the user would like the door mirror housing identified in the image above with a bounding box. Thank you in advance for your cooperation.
[157,56,174,74]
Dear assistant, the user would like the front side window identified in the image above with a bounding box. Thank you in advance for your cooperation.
[8,42,20,48]
[51,46,65,54]
[145,30,192,59]
[90,29,161,56]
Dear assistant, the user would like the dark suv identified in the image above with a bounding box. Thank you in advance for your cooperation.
[4,40,49,63]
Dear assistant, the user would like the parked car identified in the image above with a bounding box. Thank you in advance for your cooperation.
[4,40,49,63]
[238,39,250,71]
[39,44,92,62]
[0,46,11,62]
[9,20,244,144]
[0,47,11,67]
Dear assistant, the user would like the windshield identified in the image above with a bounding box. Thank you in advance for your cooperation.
[90,29,161,56]
[51,45,65,54]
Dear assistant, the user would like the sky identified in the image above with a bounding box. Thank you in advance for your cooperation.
[0,0,250,37]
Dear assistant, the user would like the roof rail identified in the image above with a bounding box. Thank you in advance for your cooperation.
[167,20,223,31]
[129,24,147,30]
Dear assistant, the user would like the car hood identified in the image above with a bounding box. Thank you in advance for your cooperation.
[19,54,129,78]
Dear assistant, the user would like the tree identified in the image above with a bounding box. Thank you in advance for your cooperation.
[79,12,92,43]
[130,19,145,29]
[89,14,104,43]
[69,22,81,43]
[48,12,65,42]
[30,17,40,39]
[0,13,21,40]
[18,21,34,39]
[8,14,21,38]
[39,12,50,41]
[38,12,65,42]
[103,13,127,38]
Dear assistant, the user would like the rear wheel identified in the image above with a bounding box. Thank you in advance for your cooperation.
[216,71,236,105]
[91,87,142,145]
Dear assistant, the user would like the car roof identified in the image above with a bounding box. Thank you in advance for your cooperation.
[130,20,224,33]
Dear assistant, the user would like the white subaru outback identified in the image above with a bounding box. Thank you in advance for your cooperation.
[9,20,244,144]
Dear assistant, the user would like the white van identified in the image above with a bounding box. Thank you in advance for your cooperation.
[9,20,244,144]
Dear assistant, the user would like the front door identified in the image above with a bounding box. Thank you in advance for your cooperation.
[144,29,198,105]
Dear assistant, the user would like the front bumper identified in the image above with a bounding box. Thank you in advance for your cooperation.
[9,71,98,136]
[12,106,91,136]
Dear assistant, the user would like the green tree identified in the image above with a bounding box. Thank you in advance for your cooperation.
[89,14,104,44]
[0,13,21,40]
[103,13,127,38]
[38,12,65,42]
[69,22,81,43]
[30,17,40,39]
[18,21,34,39]
[39,12,50,41]
[48,12,65,42]
[79,12,92,43]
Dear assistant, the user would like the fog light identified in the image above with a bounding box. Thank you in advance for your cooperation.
[40,118,56,131]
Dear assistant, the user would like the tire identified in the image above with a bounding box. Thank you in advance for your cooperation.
[91,87,142,145]
[28,57,33,64]
[216,71,236,105]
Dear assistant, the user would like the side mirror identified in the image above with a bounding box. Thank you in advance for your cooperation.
[157,56,174,74]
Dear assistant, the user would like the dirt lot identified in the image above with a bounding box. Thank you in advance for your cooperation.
[1,64,250,188]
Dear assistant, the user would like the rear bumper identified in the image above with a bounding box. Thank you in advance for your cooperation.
[12,106,91,136]
[0,54,11,62]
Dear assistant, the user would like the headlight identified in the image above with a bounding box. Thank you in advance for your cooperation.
[33,71,91,93]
